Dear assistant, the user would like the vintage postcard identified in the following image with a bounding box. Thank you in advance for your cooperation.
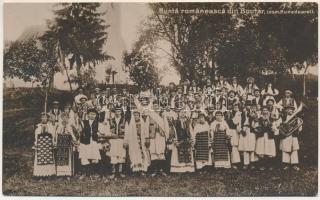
[2,1,318,197]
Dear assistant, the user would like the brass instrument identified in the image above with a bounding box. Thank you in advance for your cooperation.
[279,103,303,137]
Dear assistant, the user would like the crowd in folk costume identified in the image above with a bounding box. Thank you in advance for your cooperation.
[33,75,304,179]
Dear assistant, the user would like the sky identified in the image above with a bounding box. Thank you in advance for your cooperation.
[3,2,180,89]
[3,3,317,89]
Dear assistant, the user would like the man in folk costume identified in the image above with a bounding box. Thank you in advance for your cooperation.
[216,75,230,91]
[210,111,232,169]
[254,107,278,171]
[225,103,242,169]
[238,100,258,169]
[135,95,170,176]
[147,100,170,176]
[252,89,264,110]
[170,110,195,173]
[229,76,244,97]
[189,80,200,94]
[279,106,303,171]
[74,87,88,108]
[33,112,56,177]
[77,96,89,121]
[108,104,127,178]
[277,90,298,112]
[124,108,151,175]
[55,112,78,177]
[192,112,212,170]
[78,108,101,177]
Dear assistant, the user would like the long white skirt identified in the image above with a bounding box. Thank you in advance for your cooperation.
[255,133,276,157]
[149,133,166,161]
[78,140,101,165]
[109,138,126,164]
[170,145,195,173]
[238,130,256,152]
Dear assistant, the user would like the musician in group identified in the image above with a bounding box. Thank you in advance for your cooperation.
[279,106,303,171]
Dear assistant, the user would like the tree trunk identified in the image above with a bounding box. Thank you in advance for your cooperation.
[65,68,73,92]
[76,64,83,88]
[48,69,55,89]
[303,62,309,97]
[289,67,295,80]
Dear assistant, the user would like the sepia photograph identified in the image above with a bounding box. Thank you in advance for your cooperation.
[2,1,318,197]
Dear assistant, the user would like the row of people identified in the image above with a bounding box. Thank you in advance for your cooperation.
[33,84,303,179]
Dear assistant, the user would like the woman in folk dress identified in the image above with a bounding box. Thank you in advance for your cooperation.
[55,112,78,177]
[33,112,56,177]
[170,110,195,173]
[210,111,231,169]
[192,112,212,170]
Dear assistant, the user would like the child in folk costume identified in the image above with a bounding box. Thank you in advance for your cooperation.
[108,104,127,178]
[78,108,101,177]
[124,108,151,175]
[210,111,231,169]
[238,101,259,169]
[225,103,242,169]
[279,106,303,171]
[33,112,56,177]
[255,107,278,171]
[170,110,195,173]
[55,112,78,176]
[192,112,212,170]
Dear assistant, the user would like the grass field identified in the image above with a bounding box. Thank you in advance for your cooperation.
[2,88,318,196]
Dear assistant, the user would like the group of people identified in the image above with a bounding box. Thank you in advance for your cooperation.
[33,75,304,180]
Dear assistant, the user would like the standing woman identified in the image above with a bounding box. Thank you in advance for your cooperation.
[192,112,212,171]
[170,110,195,173]
[261,82,279,106]
[33,112,56,177]
[210,111,232,169]
[55,112,78,177]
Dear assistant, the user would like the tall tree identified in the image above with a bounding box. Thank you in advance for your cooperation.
[144,3,237,84]
[43,3,113,88]
[4,36,60,87]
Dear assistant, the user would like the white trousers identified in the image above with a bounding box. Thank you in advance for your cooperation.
[243,151,259,165]
[282,151,299,164]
